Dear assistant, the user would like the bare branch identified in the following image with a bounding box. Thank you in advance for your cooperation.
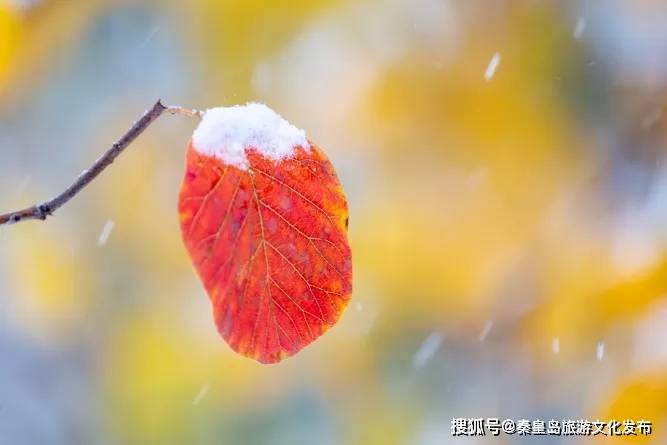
[0,99,202,226]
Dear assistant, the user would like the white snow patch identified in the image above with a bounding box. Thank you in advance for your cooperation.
[192,383,210,405]
[97,220,115,247]
[596,342,605,361]
[552,337,560,354]
[413,332,444,369]
[573,17,587,40]
[484,52,501,81]
[192,103,309,170]
[479,320,494,342]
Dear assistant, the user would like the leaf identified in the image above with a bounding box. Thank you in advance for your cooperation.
[178,140,352,364]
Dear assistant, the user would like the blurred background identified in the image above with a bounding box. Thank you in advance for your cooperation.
[1,0,667,443]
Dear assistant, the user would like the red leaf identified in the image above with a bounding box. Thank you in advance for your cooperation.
[179,138,352,364]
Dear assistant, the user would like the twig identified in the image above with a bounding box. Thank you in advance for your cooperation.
[0,99,202,226]
[166,105,203,118]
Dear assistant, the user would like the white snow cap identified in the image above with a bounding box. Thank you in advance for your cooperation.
[192,103,309,169]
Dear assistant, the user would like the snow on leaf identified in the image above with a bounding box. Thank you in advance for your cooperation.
[179,107,352,364]
[192,103,308,170]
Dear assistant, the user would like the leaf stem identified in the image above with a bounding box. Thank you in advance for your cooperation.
[0,99,202,226]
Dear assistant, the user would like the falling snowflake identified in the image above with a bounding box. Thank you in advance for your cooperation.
[573,17,586,40]
[192,383,210,405]
[413,332,444,369]
[596,342,605,361]
[97,220,115,247]
[479,321,494,342]
[484,52,501,81]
